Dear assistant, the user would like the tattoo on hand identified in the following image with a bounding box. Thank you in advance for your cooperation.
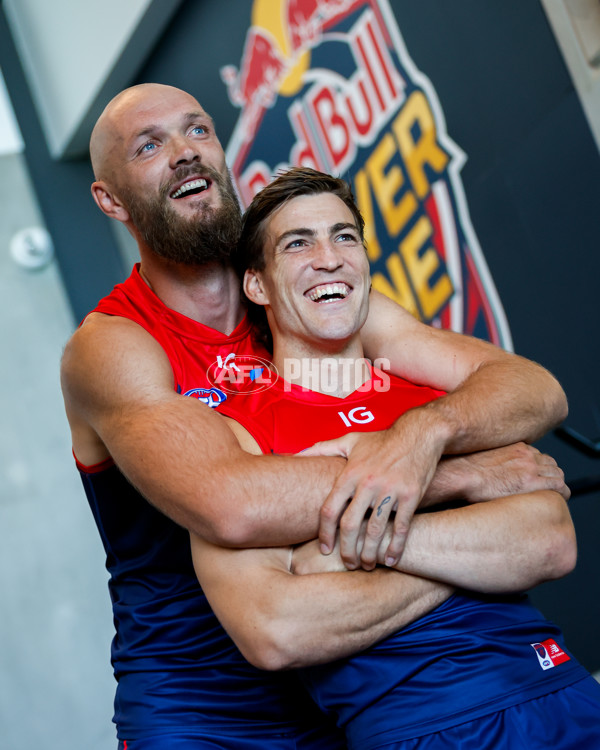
[376,496,391,517]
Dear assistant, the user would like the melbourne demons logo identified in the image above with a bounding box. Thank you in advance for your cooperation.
[223,0,512,347]
[183,387,227,408]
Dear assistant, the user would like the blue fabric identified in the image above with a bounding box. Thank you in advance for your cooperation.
[369,676,600,749]
[300,592,590,747]
[117,721,346,749]
[81,465,340,743]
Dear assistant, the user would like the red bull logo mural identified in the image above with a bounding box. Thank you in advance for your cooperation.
[223,0,512,348]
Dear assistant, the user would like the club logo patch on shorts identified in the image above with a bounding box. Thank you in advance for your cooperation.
[531,639,571,670]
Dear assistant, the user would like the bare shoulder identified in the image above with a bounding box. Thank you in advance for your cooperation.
[61,313,173,403]
[61,312,175,465]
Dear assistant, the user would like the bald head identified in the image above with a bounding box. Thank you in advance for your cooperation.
[89,83,205,182]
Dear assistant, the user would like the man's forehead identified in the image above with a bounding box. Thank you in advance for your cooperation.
[268,193,355,235]
[120,98,208,133]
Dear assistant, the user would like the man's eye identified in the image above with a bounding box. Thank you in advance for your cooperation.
[191,125,207,136]
[140,142,156,153]
[336,233,357,242]
[285,239,307,251]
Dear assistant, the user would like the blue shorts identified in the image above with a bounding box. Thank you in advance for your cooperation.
[370,676,600,750]
[118,723,346,750]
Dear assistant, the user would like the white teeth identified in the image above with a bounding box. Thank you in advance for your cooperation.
[308,283,350,302]
[171,179,208,198]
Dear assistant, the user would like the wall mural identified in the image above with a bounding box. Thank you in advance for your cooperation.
[223,0,512,348]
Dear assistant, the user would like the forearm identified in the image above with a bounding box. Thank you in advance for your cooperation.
[388,490,576,592]
[226,567,452,670]
[421,444,569,509]
[403,357,567,457]
[106,399,344,547]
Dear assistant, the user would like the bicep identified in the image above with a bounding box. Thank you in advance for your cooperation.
[361,289,508,391]
[61,316,249,533]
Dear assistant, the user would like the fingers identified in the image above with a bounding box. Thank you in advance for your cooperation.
[532,453,569,499]
[340,488,398,570]
[318,477,356,556]
[300,434,358,458]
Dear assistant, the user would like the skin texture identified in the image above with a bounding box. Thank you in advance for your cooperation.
[189,188,574,671]
[62,84,568,560]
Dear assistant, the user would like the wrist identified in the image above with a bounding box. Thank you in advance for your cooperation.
[389,401,450,459]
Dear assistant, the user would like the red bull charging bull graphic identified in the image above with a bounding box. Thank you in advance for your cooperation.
[223,0,512,348]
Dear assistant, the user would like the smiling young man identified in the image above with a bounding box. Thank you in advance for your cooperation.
[61,84,571,747]
[191,166,600,750]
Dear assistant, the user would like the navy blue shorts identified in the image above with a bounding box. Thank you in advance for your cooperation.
[370,676,600,749]
[118,723,346,749]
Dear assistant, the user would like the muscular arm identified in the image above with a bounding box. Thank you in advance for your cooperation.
[190,423,574,672]
[186,417,451,669]
[314,290,568,567]
[190,538,452,671]
[191,487,574,671]
[62,301,566,552]
[61,315,344,547]
[294,490,577,594]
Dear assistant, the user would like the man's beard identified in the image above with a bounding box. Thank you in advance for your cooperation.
[122,165,242,267]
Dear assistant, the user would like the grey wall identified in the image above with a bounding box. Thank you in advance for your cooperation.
[0,152,115,749]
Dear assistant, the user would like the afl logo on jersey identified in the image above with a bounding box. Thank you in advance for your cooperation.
[207,354,279,394]
[183,387,227,409]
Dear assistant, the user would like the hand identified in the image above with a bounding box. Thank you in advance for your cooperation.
[291,538,348,575]
[439,443,570,503]
[301,416,444,571]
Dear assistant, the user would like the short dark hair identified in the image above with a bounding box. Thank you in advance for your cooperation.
[233,167,365,351]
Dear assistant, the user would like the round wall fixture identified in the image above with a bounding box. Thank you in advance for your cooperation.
[10,226,54,270]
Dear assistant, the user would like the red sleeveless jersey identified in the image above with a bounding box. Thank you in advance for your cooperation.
[219,365,445,454]
[89,263,269,410]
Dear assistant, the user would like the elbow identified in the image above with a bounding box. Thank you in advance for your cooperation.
[207,513,258,548]
[535,499,577,583]
[238,621,302,672]
[553,386,569,428]
[544,371,568,429]
[545,523,577,581]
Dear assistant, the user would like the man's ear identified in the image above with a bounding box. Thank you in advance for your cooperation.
[243,269,269,305]
[91,181,131,223]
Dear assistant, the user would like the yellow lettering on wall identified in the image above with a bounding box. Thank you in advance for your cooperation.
[366,132,418,236]
[393,90,450,200]
[400,215,453,320]
[354,168,383,262]
[371,253,419,318]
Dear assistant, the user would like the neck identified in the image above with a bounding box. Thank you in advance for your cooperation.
[138,255,244,334]
[272,336,370,397]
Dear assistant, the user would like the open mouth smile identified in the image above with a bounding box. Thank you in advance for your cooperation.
[306,283,351,303]
[170,178,210,199]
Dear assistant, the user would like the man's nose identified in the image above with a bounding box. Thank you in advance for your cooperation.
[312,241,343,270]
[168,135,201,168]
